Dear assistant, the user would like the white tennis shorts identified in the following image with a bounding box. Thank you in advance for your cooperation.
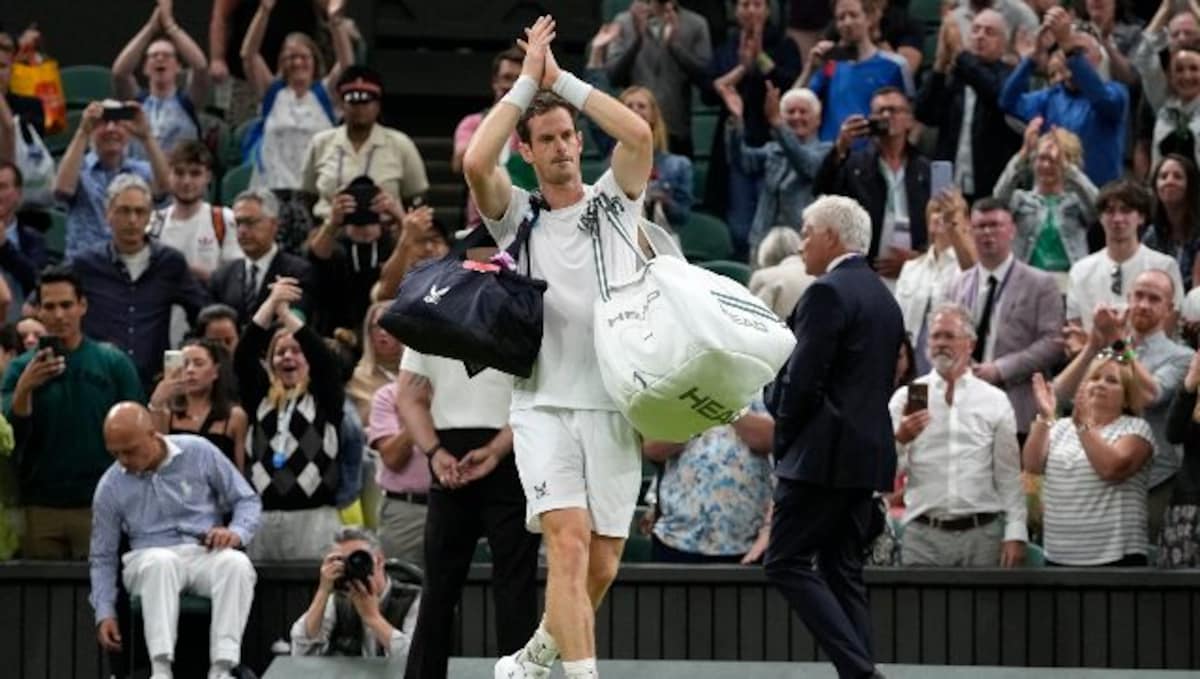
[510,407,642,538]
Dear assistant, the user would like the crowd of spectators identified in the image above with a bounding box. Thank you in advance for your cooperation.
[4,0,1200,674]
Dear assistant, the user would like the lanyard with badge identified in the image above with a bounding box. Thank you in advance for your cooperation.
[270,396,300,470]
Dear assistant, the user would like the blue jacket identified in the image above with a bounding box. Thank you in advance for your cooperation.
[727,123,830,252]
[999,52,1128,187]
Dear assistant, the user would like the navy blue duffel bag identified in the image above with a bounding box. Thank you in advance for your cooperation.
[379,194,546,378]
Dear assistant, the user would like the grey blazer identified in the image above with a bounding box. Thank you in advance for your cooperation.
[945,259,1064,432]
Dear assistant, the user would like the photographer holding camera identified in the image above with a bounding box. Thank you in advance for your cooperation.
[290,527,422,659]
[814,85,930,283]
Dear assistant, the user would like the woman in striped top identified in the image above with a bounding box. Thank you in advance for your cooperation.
[1023,355,1154,566]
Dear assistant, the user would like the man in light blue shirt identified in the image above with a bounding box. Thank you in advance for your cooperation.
[53,100,170,260]
[89,402,261,679]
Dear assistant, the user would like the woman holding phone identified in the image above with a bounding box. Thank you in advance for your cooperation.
[149,339,248,471]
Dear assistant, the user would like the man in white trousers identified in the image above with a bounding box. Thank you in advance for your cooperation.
[89,402,262,679]
[463,14,654,679]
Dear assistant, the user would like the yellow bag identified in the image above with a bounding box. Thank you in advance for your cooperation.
[9,59,67,135]
[338,499,365,527]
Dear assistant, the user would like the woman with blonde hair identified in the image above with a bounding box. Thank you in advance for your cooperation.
[748,226,812,320]
[588,85,695,229]
[994,117,1098,282]
[347,301,404,425]
[235,277,358,560]
[241,0,354,251]
[1024,353,1154,567]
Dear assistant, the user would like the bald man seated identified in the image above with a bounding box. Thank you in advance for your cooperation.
[88,402,262,679]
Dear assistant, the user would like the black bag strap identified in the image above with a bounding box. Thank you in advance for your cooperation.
[453,192,545,275]
[506,192,546,275]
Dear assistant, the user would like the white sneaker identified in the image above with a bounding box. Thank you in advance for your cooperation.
[494,651,552,679]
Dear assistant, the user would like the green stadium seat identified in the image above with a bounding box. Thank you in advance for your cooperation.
[1023,542,1045,568]
[692,159,708,205]
[60,65,114,108]
[679,211,733,262]
[691,87,719,115]
[220,162,253,204]
[582,157,609,184]
[45,209,67,263]
[505,153,539,191]
[602,0,634,22]
[692,113,721,160]
[44,109,82,156]
[623,507,653,562]
[908,0,945,66]
[698,259,752,286]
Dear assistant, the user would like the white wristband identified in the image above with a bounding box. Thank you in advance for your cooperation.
[552,71,594,110]
[501,75,539,112]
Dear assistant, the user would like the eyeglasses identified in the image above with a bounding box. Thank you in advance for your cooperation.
[1110,264,1123,296]
[234,216,264,228]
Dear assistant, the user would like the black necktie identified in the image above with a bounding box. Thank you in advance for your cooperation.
[973,274,997,363]
[243,263,259,315]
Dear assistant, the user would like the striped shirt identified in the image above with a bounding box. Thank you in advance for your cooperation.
[1043,416,1152,565]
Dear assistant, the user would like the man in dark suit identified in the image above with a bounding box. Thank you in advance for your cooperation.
[814,87,930,283]
[764,195,902,679]
[0,162,47,317]
[209,189,312,326]
[915,9,1021,202]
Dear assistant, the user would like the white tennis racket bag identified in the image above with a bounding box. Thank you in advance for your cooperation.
[590,210,795,442]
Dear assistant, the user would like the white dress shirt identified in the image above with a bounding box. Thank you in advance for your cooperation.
[245,244,279,300]
[971,253,1014,362]
[889,371,1028,542]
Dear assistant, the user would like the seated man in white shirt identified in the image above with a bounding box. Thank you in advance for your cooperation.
[890,302,1028,567]
[290,527,421,660]
[1065,180,1183,342]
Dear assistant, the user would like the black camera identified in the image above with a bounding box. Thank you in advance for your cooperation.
[335,549,374,590]
[340,176,381,226]
[867,117,891,136]
[100,101,136,122]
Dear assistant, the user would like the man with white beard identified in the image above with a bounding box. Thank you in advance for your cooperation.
[888,302,1028,567]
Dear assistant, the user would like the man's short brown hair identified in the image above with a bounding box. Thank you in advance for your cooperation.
[516,91,579,145]
[492,47,525,79]
[168,140,214,170]
[0,34,14,56]
[1096,179,1152,222]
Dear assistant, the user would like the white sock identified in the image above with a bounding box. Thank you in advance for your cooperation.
[519,620,559,666]
[208,659,234,679]
[150,655,173,678]
[563,658,598,678]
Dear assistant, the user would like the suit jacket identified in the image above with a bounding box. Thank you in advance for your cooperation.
[209,250,314,326]
[765,256,904,491]
[0,223,48,296]
[914,53,1021,198]
[945,259,1064,432]
[813,144,930,263]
